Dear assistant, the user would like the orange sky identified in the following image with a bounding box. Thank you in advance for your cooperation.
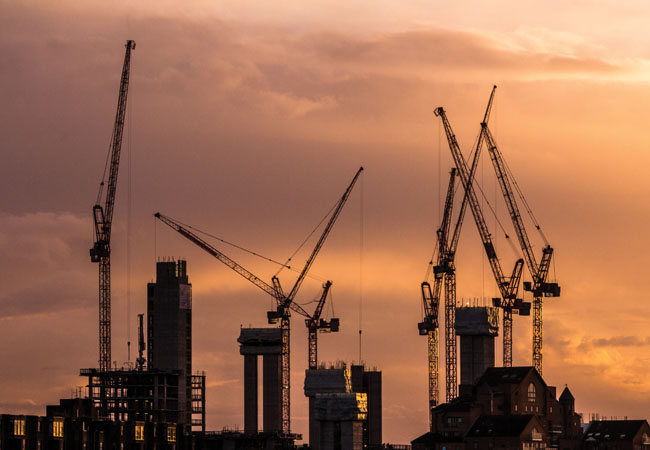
[1,0,650,443]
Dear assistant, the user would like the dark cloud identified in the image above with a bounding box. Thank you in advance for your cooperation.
[580,335,650,351]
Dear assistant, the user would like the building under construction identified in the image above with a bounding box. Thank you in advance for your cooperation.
[304,362,382,450]
[79,260,205,436]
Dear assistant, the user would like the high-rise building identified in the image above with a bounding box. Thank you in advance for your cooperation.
[147,260,192,432]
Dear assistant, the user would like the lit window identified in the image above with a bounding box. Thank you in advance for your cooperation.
[528,383,536,402]
[14,418,25,436]
[52,418,64,438]
[135,423,145,441]
[356,393,368,420]
[167,426,177,443]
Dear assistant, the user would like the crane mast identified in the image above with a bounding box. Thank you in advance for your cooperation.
[481,123,559,374]
[90,40,135,372]
[434,100,525,367]
[155,166,362,434]
[419,168,457,417]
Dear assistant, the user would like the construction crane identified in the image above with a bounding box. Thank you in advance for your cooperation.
[481,119,560,375]
[435,96,527,368]
[420,88,499,418]
[90,40,136,372]
[438,87,499,402]
[306,280,339,370]
[155,166,362,433]
[419,168,456,414]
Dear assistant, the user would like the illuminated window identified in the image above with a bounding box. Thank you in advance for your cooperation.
[528,383,536,402]
[52,418,64,438]
[135,423,145,441]
[167,426,177,443]
[356,393,368,420]
[14,418,25,436]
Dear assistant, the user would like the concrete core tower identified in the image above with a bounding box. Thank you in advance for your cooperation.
[455,306,499,386]
[147,260,192,433]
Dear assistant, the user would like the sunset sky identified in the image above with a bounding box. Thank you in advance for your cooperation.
[1,0,650,443]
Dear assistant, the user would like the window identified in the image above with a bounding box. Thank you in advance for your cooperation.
[167,426,177,443]
[446,417,462,427]
[52,418,64,438]
[13,418,25,436]
[134,423,145,441]
[528,383,536,402]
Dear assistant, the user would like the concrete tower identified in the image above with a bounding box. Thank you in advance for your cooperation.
[238,328,283,434]
[455,306,499,386]
[147,260,192,431]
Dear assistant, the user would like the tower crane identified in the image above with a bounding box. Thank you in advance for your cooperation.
[419,168,456,413]
[90,40,136,372]
[481,120,560,375]
[435,96,527,368]
[306,280,339,370]
[420,88,499,418]
[154,166,362,433]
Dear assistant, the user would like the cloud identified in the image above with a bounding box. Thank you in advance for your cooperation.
[578,335,650,351]
[3,1,650,443]
[0,212,95,318]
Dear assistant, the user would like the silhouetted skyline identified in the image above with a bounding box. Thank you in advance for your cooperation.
[1,1,650,444]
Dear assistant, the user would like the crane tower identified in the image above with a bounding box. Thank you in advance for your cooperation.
[90,40,135,372]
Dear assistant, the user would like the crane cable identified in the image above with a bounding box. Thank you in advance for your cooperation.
[358,173,364,363]
[167,216,287,267]
[467,131,521,258]
[165,214,327,282]
[499,152,549,246]
[274,196,339,278]
[126,67,133,361]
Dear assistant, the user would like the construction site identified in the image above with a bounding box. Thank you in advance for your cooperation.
[1,40,649,450]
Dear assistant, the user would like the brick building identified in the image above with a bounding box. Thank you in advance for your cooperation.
[582,420,650,450]
[412,367,583,450]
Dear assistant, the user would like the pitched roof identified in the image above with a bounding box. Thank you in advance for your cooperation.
[431,399,473,414]
[583,420,649,442]
[410,432,463,445]
[475,367,539,388]
[466,415,536,438]
[559,386,574,401]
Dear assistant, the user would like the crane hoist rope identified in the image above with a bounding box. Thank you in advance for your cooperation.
[274,198,339,278]
[498,150,549,246]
